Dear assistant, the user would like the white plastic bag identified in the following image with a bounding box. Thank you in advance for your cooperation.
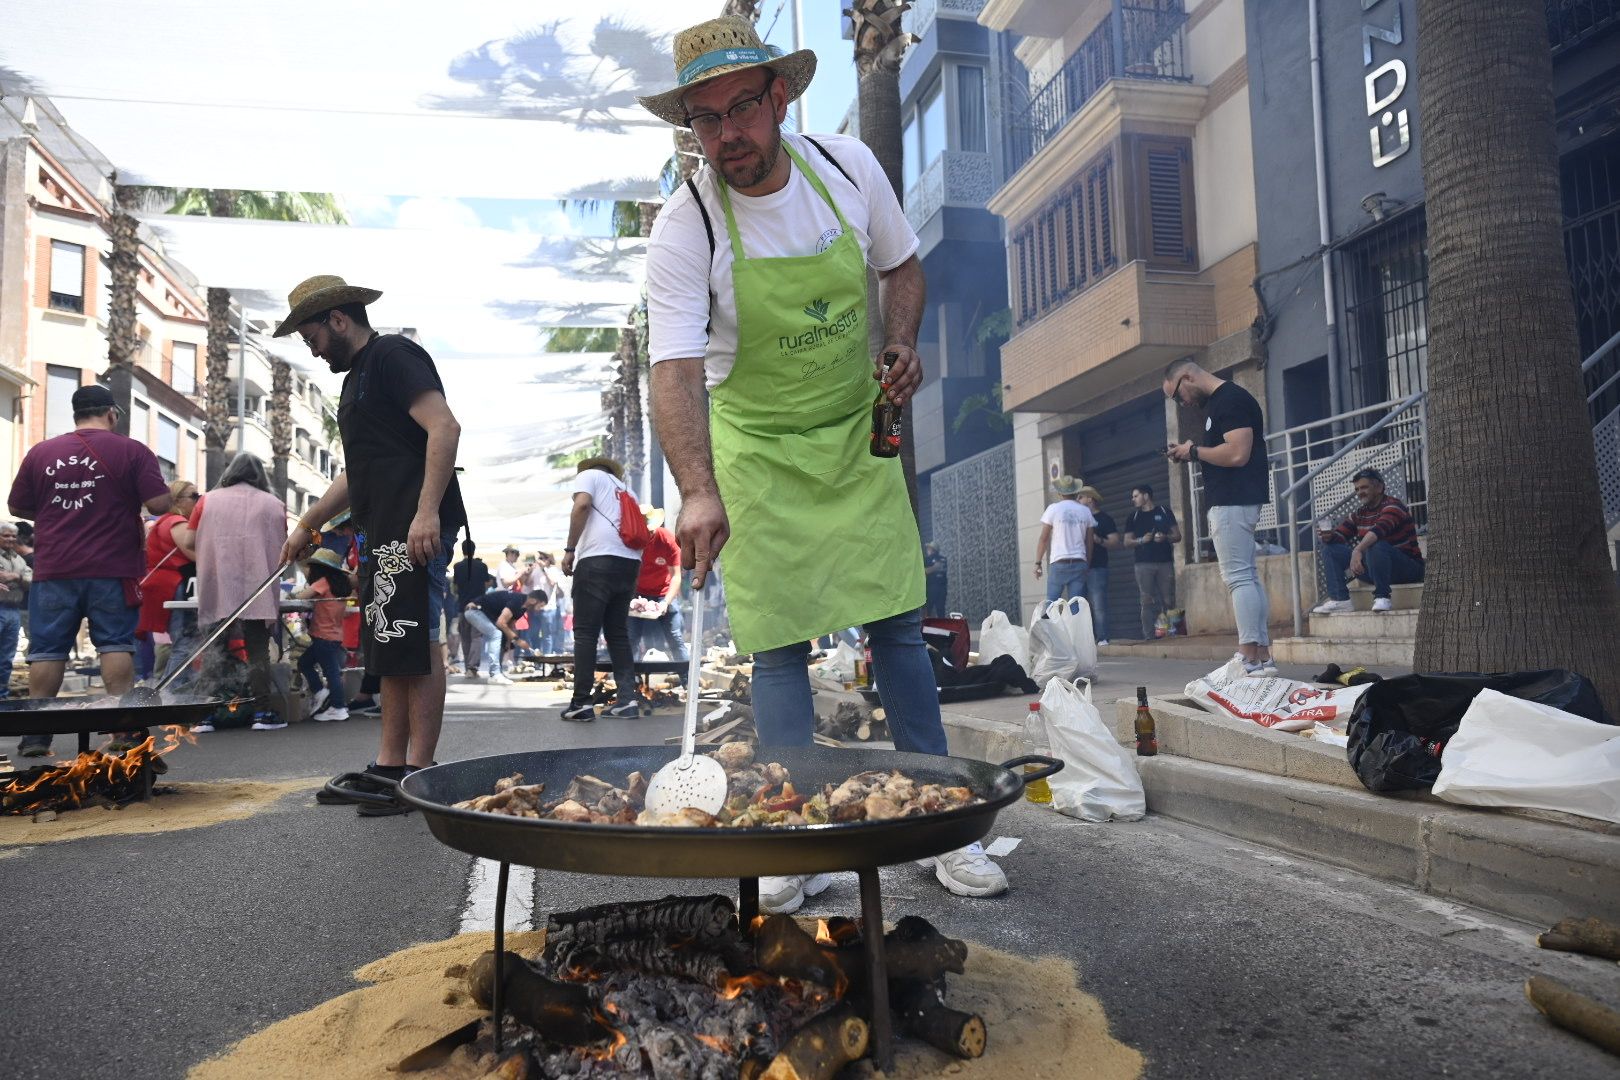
[1041,677,1146,822]
[1186,659,1371,732]
[1433,689,1620,825]
[1028,598,1098,686]
[978,610,1030,671]
[810,641,859,684]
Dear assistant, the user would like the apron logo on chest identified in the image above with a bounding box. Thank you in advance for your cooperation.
[779,302,859,356]
[367,540,421,643]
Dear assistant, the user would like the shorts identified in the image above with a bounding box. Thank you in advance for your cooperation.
[426,533,455,643]
[26,577,139,661]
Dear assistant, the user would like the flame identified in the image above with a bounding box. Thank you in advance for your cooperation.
[715,972,778,1001]
[694,1034,731,1054]
[580,1013,628,1060]
[748,915,766,935]
[815,919,834,946]
[3,723,194,815]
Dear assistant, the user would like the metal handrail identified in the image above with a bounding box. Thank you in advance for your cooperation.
[1580,328,1620,374]
[1278,391,1426,504]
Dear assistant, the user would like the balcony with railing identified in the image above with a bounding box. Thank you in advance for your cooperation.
[1547,0,1620,54]
[1008,1,1191,175]
[904,150,997,234]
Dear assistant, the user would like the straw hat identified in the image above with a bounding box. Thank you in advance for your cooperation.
[636,16,817,127]
[272,274,382,338]
[640,504,666,527]
[1052,475,1083,496]
[1078,485,1102,501]
[306,547,346,572]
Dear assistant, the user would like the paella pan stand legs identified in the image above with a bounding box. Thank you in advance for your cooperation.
[493,860,510,1054]
[78,731,90,755]
[738,877,759,929]
[858,866,894,1072]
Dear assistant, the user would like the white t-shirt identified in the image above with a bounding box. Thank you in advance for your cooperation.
[646,132,920,389]
[573,469,642,562]
[1042,500,1097,562]
[494,559,522,590]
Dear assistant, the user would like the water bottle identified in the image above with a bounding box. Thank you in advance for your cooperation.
[1023,702,1052,804]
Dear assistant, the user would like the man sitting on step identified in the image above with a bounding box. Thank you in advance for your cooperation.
[1312,468,1424,614]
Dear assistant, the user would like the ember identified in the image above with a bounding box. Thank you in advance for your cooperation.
[451,894,985,1079]
[0,724,195,816]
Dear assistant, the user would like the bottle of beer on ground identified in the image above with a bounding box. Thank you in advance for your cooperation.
[870,351,902,458]
[1135,686,1158,757]
[1023,702,1052,804]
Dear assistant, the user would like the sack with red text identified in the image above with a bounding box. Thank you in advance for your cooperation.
[1186,658,1372,733]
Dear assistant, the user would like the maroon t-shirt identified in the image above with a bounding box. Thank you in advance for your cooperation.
[8,428,168,581]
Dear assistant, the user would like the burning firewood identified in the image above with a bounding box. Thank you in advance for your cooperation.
[758,1005,868,1080]
[549,935,747,989]
[546,894,739,954]
[754,914,968,988]
[466,950,617,1048]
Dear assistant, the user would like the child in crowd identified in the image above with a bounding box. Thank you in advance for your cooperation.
[294,548,353,721]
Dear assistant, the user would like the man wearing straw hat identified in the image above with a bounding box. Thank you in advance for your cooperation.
[640,16,1005,911]
[272,276,468,815]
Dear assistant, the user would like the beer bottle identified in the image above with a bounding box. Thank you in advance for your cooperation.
[870,351,902,458]
[1134,686,1158,757]
[1023,702,1052,804]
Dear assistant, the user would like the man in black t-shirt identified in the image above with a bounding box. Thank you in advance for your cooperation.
[1125,484,1181,640]
[1077,487,1119,645]
[1165,359,1276,675]
[464,589,546,684]
[274,274,467,815]
[449,544,492,674]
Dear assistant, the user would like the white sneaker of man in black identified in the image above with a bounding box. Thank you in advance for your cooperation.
[759,843,1009,914]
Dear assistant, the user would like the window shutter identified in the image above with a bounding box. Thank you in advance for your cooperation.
[1129,136,1197,269]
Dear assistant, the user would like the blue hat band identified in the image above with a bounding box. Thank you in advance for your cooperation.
[678,45,782,86]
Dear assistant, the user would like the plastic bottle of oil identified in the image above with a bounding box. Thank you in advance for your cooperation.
[1023,702,1052,804]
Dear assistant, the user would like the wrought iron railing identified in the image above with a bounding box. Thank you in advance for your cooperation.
[1008,1,1191,174]
[1547,0,1620,54]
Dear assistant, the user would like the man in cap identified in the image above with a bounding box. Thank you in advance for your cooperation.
[639,16,1005,910]
[495,544,523,592]
[7,384,171,756]
[273,276,468,814]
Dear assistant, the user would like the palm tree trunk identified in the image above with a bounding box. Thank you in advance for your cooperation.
[204,287,232,485]
[1412,0,1620,703]
[105,182,141,437]
[851,0,921,523]
[270,359,292,503]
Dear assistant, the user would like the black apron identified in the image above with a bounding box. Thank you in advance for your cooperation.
[338,334,469,678]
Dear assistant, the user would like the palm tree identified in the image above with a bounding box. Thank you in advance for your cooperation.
[269,359,293,503]
[150,188,346,484]
[1412,0,1620,703]
[104,180,142,435]
[849,0,921,520]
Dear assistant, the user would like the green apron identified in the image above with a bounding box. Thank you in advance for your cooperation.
[711,142,924,654]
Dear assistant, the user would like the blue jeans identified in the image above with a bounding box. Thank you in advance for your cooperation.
[1320,539,1425,600]
[628,602,691,661]
[1209,504,1270,647]
[752,608,948,755]
[539,605,565,653]
[299,637,346,700]
[461,608,503,675]
[1085,566,1109,641]
[26,577,138,660]
[1046,559,1089,603]
[0,607,21,690]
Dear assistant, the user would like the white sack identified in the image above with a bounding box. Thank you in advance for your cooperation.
[978,610,1030,671]
[1041,677,1146,822]
[1433,689,1620,825]
[1186,659,1372,733]
[811,641,860,684]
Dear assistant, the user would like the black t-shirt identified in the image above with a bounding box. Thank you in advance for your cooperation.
[1089,510,1117,569]
[453,558,492,607]
[474,590,526,623]
[338,333,469,535]
[1201,381,1269,507]
[1126,505,1178,564]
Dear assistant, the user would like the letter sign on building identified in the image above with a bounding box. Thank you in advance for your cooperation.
[1362,0,1410,168]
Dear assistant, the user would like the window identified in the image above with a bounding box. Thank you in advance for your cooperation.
[957,66,987,153]
[902,113,921,192]
[49,240,85,313]
[45,365,78,437]
[157,414,180,480]
[131,399,150,444]
[920,76,946,171]
[1339,209,1429,410]
[172,342,198,396]
[187,430,201,480]
[1008,148,1118,329]
[1128,136,1197,269]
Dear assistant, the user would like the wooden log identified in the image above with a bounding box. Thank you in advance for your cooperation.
[1525,976,1620,1058]
[545,893,736,954]
[755,913,968,988]
[466,950,616,1047]
[1538,917,1620,962]
[892,978,986,1059]
[754,915,846,990]
[548,933,748,987]
[760,1006,869,1080]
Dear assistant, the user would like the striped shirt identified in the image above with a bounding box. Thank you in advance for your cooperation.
[1329,495,1422,559]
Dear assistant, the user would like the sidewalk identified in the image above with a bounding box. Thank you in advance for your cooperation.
[919,659,1620,929]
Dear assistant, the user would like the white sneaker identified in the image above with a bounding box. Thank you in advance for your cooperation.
[1244,659,1282,678]
[1311,599,1354,615]
[1371,597,1394,612]
[463,671,482,680]
[313,706,350,722]
[306,687,330,719]
[759,873,833,915]
[250,718,288,731]
[488,672,514,685]
[191,721,214,734]
[1097,639,1111,646]
[929,843,1007,897]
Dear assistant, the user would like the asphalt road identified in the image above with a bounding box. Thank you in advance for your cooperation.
[3,675,1613,1079]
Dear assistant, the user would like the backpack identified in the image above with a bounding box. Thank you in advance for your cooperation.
[592,476,650,551]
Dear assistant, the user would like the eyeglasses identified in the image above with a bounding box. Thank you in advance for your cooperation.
[685,78,775,139]
[1165,374,1189,401]
[297,311,331,350]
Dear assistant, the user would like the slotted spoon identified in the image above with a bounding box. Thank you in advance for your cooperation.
[643,579,728,818]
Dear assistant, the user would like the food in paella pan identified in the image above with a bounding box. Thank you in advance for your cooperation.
[450,743,983,827]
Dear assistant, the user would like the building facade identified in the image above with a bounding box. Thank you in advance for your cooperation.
[980,0,1260,636]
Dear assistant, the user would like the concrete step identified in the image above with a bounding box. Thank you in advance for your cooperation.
[1346,580,1422,611]
[1271,634,1414,668]
[1307,607,1417,638]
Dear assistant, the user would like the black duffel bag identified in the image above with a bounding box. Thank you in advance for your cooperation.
[1346,670,1613,793]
